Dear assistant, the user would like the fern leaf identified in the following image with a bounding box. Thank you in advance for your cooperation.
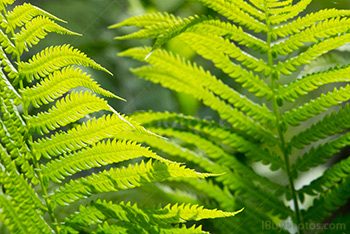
[20,66,121,108]
[27,91,112,134]
[272,17,350,56]
[130,111,282,170]
[0,67,20,101]
[193,0,267,33]
[122,49,277,143]
[112,129,232,179]
[299,156,350,196]
[75,199,240,225]
[150,15,212,52]
[41,140,172,183]
[148,126,286,181]
[0,154,51,233]
[132,66,276,143]
[277,34,350,75]
[122,46,274,125]
[177,32,271,75]
[13,16,80,55]
[159,31,272,98]
[0,195,38,234]
[169,177,235,211]
[112,127,292,218]
[302,178,350,222]
[272,8,350,39]
[16,44,112,84]
[110,12,181,29]
[0,0,15,12]
[32,113,150,159]
[289,104,350,149]
[282,85,350,126]
[277,65,350,102]
[291,132,350,176]
[227,0,265,21]
[49,160,214,206]
[188,16,268,51]
[64,199,236,233]
[268,0,312,25]
[0,28,16,54]
[96,222,208,234]
[0,145,44,211]
[2,2,66,34]
[114,19,182,41]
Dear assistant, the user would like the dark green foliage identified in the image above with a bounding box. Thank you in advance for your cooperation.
[114,0,350,233]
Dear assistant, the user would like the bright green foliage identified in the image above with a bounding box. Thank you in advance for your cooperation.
[114,0,350,233]
[0,1,241,234]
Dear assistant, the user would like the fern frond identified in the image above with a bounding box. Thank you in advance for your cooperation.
[110,12,181,29]
[49,160,214,206]
[299,156,350,196]
[277,65,350,102]
[188,17,268,51]
[289,104,350,149]
[282,85,350,126]
[112,125,292,218]
[0,152,51,233]
[130,111,282,169]
[0,195,36,234]
[41,140,172,183]
[292,132,350,176]
[148,126,286,180]
[177,32,271,75]
[13,16,80,55]
[227,0,265,21]
[268,0,312,25]
[162,30,273,98]
[74,199,240,225]
[277,34,350,75]
[122,49,277,143]
[64,199,239,233]
[32,113,150,159]
[271,8,350,39]
[20,66,121,108]
[302,177,350,222]
[114,15,182,40]
[193,0,267,33]
[133,66,276,143]
[272,17,350,56]
[0,0,15,12]
[0,28,16,54]
[0,145,44,211]
[27,91,111,134]
[16,44,112,84]
[96,222,208,234]
[2,2,66,34]
[169,177,235,211]
[123,46,274,125]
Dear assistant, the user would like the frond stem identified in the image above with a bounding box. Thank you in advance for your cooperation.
[264,2,303,233]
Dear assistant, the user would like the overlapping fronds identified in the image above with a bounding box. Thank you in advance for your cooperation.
[115,0,350,233]
[49,160,215,206]
[1,1,238,234]
[41,140,173,183]
[62,199,241,233]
